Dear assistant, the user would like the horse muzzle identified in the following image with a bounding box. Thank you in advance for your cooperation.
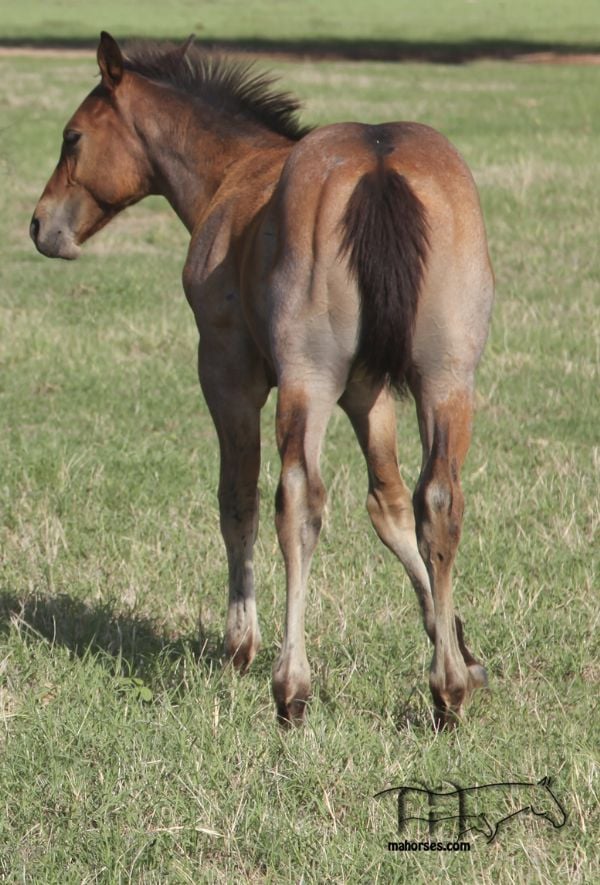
[30,211,81,260]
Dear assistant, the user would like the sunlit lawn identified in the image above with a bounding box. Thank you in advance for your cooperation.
[0,51,598,882]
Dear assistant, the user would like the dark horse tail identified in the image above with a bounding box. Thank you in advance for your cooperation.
[340,162,429,391]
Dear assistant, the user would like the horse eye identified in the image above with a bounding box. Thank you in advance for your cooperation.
[63,130,81,147]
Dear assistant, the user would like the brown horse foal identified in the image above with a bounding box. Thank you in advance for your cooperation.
[31,33,494,727]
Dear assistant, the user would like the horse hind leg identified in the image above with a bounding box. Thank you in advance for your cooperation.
[340,382,486,715]
[339,380,436,642]
[412,379,487,728]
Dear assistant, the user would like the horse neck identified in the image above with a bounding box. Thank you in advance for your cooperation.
[129,79,287,233]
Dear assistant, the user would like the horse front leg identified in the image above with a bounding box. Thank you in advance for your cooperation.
[198,340,269,673]
[272,379,341,725]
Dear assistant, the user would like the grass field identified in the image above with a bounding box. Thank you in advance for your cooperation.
[0,37,598,885]
[1,0,599,50]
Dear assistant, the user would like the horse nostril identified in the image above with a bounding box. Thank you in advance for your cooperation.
[30,215,40,243]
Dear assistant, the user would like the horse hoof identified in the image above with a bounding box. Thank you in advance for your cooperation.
[276,696,309,727]
[272,655,311,727]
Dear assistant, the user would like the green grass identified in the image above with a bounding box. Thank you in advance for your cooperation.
[0,0,598,48]
[1,50,598,882]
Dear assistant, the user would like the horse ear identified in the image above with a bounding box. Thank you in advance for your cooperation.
[98,31,124,90]
[180,34,196,59]
[168,34,195,65]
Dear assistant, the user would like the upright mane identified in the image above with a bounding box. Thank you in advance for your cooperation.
[123,41,311,142]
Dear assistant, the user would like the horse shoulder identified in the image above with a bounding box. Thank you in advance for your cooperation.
[184,150,291,343]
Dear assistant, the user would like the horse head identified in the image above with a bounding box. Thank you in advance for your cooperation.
[30,33,192,259]
[531,777,567,828]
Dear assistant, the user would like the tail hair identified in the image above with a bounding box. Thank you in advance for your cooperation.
[340,163,429,391]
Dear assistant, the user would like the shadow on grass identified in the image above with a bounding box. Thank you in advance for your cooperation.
[1,36,599,63]
[0,591,439,727]
[0,590,227,689]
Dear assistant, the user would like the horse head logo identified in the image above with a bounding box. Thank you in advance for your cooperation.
[531,777,567,829]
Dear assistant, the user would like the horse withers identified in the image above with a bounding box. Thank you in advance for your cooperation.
[31,33,494,728]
